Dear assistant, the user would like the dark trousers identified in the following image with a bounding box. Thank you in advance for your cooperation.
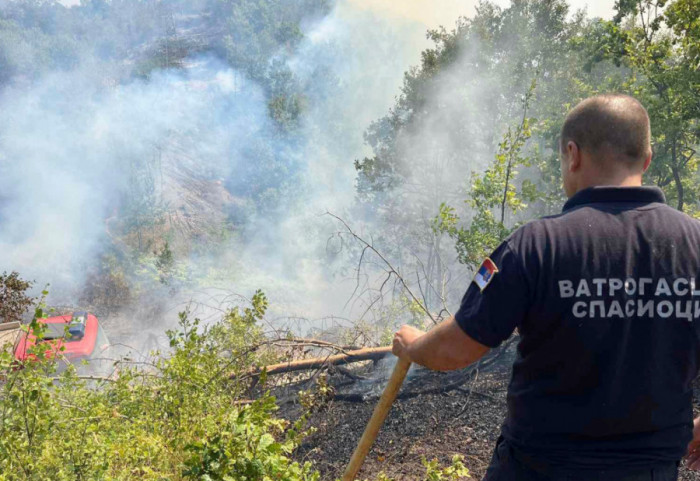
[484,437,679,481]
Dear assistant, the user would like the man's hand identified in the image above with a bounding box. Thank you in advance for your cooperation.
[392,316,489,371]
[686,417,700,470]
[392,324,425,361]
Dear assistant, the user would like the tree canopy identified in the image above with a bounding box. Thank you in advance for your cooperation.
[356,0,700,277]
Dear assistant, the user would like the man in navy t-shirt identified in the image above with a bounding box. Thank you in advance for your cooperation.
[392,94,700,480]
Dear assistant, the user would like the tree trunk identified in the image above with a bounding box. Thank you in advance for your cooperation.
[501,160,512,225]
[234,346,392,379]
[672,143,684,212]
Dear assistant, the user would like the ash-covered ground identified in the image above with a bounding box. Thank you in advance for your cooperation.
[280,340,700,480]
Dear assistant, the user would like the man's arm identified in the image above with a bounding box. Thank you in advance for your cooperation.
[392,316,490,371]
[686,417,700,470]
[396,241,526,371]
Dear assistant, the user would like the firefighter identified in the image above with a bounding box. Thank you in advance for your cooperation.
[392,94,700,480]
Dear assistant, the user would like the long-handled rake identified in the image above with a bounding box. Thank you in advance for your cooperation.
[341,356,412,481]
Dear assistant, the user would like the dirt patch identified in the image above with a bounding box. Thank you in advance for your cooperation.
[283,343,700,480]
[295,367,508,480]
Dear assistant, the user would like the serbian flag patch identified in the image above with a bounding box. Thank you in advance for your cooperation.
[473,258,499,292]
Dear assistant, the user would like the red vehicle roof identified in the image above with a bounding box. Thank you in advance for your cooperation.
[14,313,100,362]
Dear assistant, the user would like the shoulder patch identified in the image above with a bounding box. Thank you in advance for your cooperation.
[473,257,499,292]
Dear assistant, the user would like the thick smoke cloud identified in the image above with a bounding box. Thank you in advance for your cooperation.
[0,59,264,290]
[0,0,435,333]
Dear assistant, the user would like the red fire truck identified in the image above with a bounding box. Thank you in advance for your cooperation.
[13,312,113,373]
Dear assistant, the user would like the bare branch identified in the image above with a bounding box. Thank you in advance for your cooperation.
[325,212,436,324]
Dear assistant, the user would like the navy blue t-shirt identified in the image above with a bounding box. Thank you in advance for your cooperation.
[455,186,700,471]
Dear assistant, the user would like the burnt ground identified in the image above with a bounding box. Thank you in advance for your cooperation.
[279,341,700,480]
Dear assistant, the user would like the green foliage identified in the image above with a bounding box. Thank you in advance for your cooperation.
[0,271,35,324]
[155,241,175,285]
[356,0,699,282]
[298,374,334,413]
[0,290,320,481]
[133,36,193,80]
[433,85,539,269]
[268,92,306,131]
[214,0,330,131]
[0,0,331,223]
[422,455,471,481]
[588,0,700,211]
[351,0,618,310]
[366,455,471,481]
[207,289,272,370]
[354,0,583,204]
[0,17,79,85]
[181,395,319,481]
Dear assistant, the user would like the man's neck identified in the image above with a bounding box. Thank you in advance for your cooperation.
[575,173,644,193]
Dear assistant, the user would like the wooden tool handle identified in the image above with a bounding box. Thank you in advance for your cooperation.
[341,357,412,481]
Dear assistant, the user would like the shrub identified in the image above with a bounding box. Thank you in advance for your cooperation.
[0,271,34,324]
[0,291,316,480]
[0,291,472,480]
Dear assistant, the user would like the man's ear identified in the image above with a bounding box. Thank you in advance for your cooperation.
[566,141,581,172]
[642,150,652,173]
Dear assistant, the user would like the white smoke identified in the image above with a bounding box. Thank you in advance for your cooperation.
[0,0,441,336]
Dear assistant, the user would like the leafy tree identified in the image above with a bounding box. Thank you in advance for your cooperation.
[0,271,34,324]
[155,240,175,285]
[0,16,79,83]
[352,0,606,312]
[434,83,539,269]
[212,0,330,131]
[590,0,700,212]
[354,0,584,204]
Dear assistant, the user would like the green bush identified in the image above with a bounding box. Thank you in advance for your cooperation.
[0,291,472,480]
[0,292,317,481]
[0,271,35,324]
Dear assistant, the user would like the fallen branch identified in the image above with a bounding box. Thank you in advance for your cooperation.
[233,346,391,380]
[0,321,21,332]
